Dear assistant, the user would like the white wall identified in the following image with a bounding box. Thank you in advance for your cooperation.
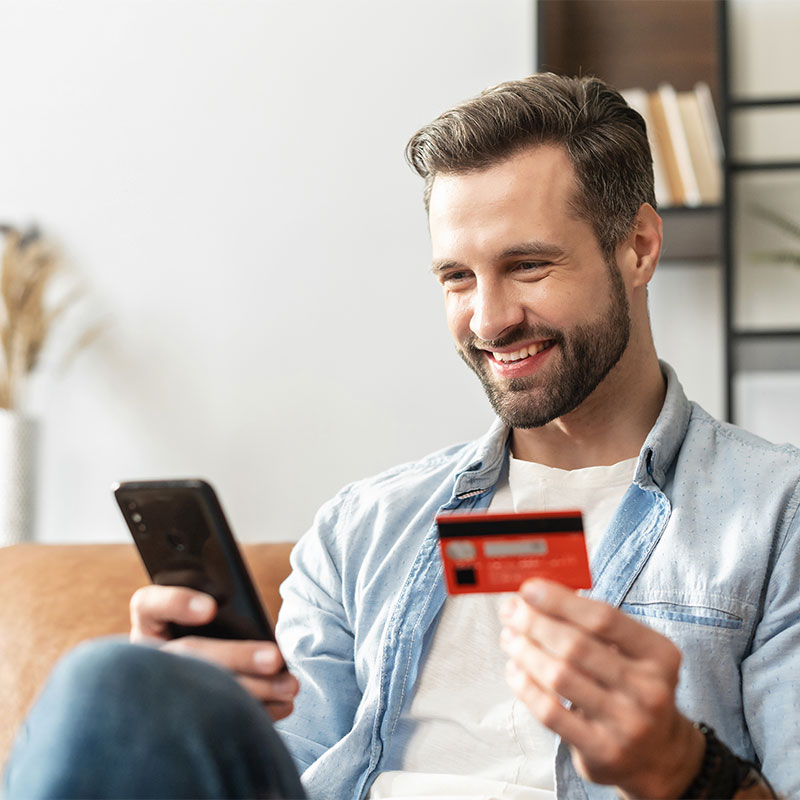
[649,265,724,419]
[1,0,530,543]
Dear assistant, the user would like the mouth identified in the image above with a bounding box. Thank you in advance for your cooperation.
[487,339,556,364]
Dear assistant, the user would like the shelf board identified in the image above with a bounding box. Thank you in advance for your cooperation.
[659,205,721,262]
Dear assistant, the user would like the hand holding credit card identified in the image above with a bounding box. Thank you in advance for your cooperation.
[436,509,592,594]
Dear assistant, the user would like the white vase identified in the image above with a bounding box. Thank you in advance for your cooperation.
[0,410,38,546]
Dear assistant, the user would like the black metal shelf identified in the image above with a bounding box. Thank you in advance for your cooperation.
[733,329,800,339]
[729,97,800,109]
[730,161,800,172]
[723,12,800,409]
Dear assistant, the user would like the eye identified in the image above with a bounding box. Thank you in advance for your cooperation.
[440,270,473,287]
[516,260,549,272]
[513,260,553,279]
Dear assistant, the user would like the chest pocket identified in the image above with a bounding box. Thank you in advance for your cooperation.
[620,600,743,630]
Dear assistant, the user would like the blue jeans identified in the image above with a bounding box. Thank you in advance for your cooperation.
[2,638,307,799]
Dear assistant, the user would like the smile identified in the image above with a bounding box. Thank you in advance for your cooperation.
[490,340,555,363]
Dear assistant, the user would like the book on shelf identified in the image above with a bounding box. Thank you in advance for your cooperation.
[677,86,722,205]
[649,83,702,207]
[620,88,673,207]
[623,81,723,209]
[694,81,725,172]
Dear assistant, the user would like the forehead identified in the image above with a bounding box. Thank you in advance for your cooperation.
[428,145,586,256]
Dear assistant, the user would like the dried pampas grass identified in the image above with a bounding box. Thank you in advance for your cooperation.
[0,225,96,411]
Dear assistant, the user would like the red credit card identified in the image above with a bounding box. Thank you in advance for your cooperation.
[436,509,591,594]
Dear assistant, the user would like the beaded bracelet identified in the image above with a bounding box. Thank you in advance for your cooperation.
[680,722,776,799]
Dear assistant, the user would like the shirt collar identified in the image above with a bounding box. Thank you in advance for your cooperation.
[634,360,692,490]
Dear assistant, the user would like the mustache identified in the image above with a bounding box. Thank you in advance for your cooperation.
[461,325,565,355]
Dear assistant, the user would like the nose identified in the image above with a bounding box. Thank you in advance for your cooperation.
[469,279,525,343]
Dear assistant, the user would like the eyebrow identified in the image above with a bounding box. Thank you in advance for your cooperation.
[430,240,568,275]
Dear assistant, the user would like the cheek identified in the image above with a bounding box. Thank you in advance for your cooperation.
[526,279,596,327]
[515,281,569,327]
[444,293,471,340]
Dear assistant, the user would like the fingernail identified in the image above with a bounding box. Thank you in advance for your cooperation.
[521,580,545,605]
[499,596,517,620]
[500,628,524,656]
[254,648,278,671]
[189,595,215,616]
[505,658,524,688]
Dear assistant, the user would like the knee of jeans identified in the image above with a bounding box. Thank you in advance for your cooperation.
[47,636,255,726]
[48,637,164,696]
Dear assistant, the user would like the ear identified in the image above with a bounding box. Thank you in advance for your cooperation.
[619,203,662,288]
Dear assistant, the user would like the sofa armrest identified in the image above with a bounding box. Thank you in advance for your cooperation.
[0,541,294,766]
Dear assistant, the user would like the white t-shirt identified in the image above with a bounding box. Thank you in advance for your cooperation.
[368,454,637,800]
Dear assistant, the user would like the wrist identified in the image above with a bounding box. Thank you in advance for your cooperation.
[618,714,705,800]
[658,715,707,799]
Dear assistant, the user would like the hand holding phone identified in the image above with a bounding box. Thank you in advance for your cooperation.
[116,479,298,718]
[115,479,275,641]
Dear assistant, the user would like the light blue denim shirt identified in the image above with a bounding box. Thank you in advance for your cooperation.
[276,362,800,799]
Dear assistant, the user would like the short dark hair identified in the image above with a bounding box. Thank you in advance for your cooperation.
[405,73,656,257]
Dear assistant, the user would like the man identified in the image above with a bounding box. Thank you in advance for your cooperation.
[4,74,794,799]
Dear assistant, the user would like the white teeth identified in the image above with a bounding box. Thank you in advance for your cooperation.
[492,341,551,363]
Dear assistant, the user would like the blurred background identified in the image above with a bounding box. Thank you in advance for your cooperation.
[0,0,798,544]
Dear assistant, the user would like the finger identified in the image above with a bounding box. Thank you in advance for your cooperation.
[130,585,217,641]
[517,579,681,670]
[504,658,631,774]
[500,626,628,721]
[501,595,630,689]
[500,603,672,717]
[236,670,299,705]
[505,658,695,791]
[505,658,596,747]
[262,700,295,722]
[163,637,287,678]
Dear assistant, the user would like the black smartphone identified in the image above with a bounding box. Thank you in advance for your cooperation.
[114,478,275,641]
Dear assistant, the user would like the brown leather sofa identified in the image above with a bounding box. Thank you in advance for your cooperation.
[0,541,294,765]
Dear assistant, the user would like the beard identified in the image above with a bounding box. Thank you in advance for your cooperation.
[457,258,631,429]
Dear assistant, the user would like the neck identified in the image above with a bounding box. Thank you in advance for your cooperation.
[510,348,666,470]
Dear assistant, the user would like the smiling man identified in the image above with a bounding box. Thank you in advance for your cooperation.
[5,75,795,800]
[278,75,792,800]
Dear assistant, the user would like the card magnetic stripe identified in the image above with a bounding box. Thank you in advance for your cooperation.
[437,515,583,538]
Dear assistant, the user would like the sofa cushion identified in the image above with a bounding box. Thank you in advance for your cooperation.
[0,541,294,765]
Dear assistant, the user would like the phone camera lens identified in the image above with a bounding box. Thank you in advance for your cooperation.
[137,523,147,533]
